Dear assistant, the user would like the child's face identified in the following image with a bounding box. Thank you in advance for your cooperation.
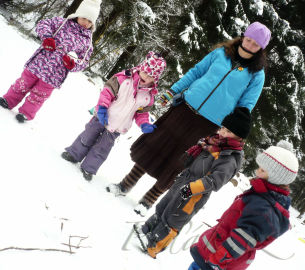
[77,17,93,29]
[139,71,155,87]
[218,127,240,140]
[255,167,269,180]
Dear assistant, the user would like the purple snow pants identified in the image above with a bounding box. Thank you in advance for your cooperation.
[3,69,54,120]
[65,117,120,174]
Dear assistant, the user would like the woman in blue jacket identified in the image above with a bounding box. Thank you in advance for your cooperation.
[107,22,271,215]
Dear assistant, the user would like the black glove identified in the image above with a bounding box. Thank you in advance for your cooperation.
[180,183,192,200]
[172,93,184,107]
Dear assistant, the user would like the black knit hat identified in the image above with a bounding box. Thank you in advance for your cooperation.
[221,107,251,139]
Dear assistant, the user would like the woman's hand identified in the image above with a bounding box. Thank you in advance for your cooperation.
[159,90,174,106]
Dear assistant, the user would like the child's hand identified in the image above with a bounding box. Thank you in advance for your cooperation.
[62,55,75,70]
[141,123,157,133]
[42,38,56,51]
[159,90,174,106]
[97,106,108,126]
[180,183,192,200]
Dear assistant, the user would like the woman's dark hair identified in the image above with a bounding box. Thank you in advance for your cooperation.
[213,37,267,73]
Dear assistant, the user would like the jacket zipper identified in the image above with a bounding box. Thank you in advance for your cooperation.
[196,61,241,112]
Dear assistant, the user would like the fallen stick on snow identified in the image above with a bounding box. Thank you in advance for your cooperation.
[0,246,74,254]
[262,249,295,260]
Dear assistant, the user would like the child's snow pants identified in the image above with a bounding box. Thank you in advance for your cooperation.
[65,117,120,174]
[4,69,54,120]
[142,172,212,258]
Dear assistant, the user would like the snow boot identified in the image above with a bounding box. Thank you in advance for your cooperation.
[106,183,127,196]
[146,225,178,259]
[0,97,9,109]
[16,113,27,123]
[81,168,93,181]
[142,213,161,234]
[134,201,151,217]
[61,151,78,164]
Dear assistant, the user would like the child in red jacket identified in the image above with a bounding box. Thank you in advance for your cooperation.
[188,140,298,270]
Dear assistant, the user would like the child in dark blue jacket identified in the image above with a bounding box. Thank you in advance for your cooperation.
[188,140,298,270]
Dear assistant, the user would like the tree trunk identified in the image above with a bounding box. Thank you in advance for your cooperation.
[106,44,137,78]
[34,0,57,25]
[64,0,83,18]
[92,8,123,44]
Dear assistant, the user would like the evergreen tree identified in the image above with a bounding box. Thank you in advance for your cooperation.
[64,0,83,18]
[0,0,304,211]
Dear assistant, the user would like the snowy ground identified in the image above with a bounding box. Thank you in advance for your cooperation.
[0,15,305,269]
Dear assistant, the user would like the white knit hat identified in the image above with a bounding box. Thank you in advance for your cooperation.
[256,140,299,185]
[67,0,102,31]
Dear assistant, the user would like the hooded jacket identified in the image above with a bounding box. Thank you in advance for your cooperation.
[191,178,291,270]
[25,17,93,88]
[96,70,157,134]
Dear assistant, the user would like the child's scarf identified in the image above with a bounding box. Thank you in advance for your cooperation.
[185,134,244,160]
[250,178,290,196]
[186,134,245,159]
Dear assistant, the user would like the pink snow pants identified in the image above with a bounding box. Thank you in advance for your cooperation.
[4,69,54,120]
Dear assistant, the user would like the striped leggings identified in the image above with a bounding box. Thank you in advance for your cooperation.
[119,163,165,207]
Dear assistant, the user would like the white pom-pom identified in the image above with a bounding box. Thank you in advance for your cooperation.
[277,140,293,152]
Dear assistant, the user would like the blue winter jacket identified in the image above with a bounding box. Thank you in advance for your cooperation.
[171,47,265,126]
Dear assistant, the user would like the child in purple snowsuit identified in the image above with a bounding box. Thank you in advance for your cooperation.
[0,0,102,122]
[61,51,167,181]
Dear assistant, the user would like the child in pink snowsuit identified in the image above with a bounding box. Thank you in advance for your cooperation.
[61,51,167,181]
[0,0,102,122]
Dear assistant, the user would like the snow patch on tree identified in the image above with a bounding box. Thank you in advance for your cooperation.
[179,12,203,47]
[230,17,247,36]
[249,0,265,16]
[180,26,193,44]
[264,3,280,25]
[176,60,183,78]
[215,0,227,13]
[285,46,305,72]
[234,17,247,29]
[136,1,156,24]
[189,12,201,30]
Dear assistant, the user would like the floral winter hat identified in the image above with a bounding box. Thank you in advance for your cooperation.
[136,51,166,84]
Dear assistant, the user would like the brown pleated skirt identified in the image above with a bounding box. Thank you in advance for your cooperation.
[130,103,219,189]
